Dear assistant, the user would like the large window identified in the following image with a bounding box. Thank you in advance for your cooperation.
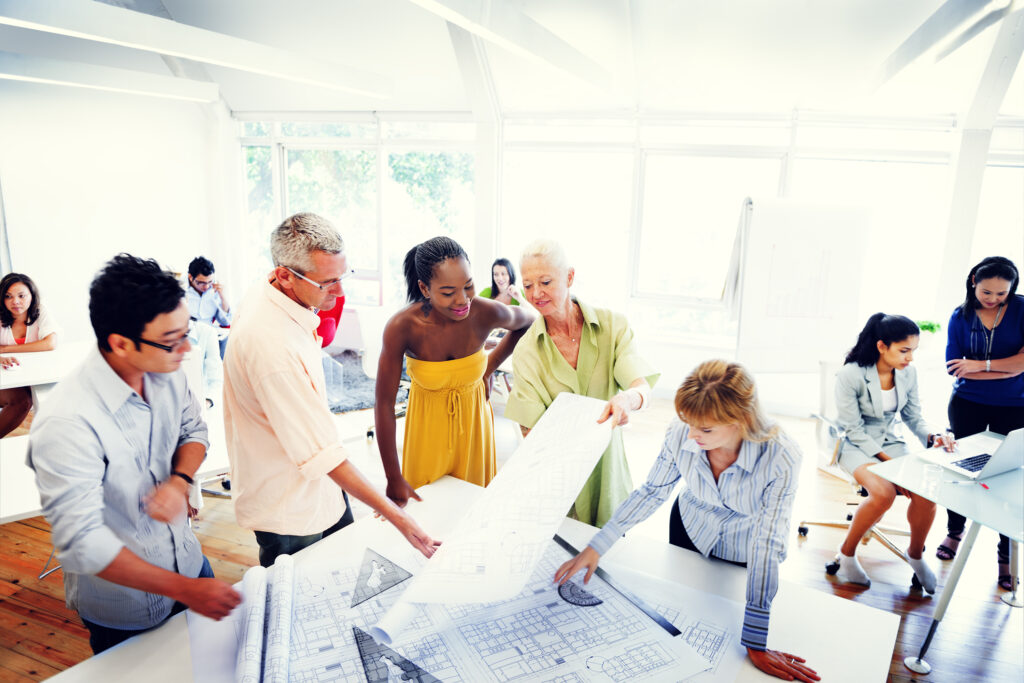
[239,121,475,307]
[636,154,782,302]
[382,151,476,308]
[788,158,949,320]
[501,149,634,311]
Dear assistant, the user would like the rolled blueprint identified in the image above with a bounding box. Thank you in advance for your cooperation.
[262,554,295,683]
[234,566,268,683]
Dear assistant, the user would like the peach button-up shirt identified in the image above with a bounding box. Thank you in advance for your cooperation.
[223,279,347,535]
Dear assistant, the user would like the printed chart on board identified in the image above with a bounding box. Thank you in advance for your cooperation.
[192,541,710,682]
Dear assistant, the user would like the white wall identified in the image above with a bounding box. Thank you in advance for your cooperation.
[0,81,235,343]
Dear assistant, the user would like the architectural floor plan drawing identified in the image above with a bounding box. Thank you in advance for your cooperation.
[189,540,710,682]
[613,566,748,682]
[394,393,614,610]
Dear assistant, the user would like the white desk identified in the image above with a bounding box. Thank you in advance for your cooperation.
[873,433,1023,675]
[0,341,91,407]
[49,476,897,682]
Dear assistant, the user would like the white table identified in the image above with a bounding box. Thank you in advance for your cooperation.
[873,432,1024,675]
[0,341,91,407]
[49,476,897,681]
[1,343,90,523]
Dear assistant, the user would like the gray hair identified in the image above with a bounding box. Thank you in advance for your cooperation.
[270,213,345,272]
[520,239,570,275]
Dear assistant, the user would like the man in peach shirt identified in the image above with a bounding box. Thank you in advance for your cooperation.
[223,213,438,567]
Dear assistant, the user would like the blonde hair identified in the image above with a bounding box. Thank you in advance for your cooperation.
[675,359,777,442]
[520,239,570,275]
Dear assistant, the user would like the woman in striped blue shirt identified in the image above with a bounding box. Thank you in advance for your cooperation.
[555,360,818,683]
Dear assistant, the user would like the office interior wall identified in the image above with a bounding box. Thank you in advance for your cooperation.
[0,81,228,343]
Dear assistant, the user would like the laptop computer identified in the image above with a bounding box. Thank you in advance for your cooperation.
[921,428,1024,480]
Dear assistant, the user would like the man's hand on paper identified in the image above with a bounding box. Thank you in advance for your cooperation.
[178,578,242,620]
[747,648,820,682]
[596,394,632,427]
[393,511,441,559]
[553,546,600,585]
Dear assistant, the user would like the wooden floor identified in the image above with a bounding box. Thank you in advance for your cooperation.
[1,406,1021,681]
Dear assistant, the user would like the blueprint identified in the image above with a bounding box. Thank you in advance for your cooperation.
[190,541,710,682]
[389,393,613,615]
[612,566,748,682]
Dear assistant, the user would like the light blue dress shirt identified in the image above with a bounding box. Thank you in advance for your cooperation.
[186,285,232,327]
[589,418,801,651]
[27,347,209,629]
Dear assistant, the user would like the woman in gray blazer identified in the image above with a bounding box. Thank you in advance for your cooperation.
[831,313,953,592]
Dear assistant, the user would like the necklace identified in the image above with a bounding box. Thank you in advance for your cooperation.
[570,306,582,343]
[981,303,1005,360]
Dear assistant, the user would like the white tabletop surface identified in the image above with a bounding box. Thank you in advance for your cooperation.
[0,340,91,390]
[872,435,1024,543]
[50,476,898,682]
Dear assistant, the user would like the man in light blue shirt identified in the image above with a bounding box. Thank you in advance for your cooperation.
[28,254,241,654]
[186,256,231,358]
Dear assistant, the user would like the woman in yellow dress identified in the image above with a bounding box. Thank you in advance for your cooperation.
[375,237,535,506]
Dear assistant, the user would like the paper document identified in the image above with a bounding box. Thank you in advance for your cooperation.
[387,392,613,616]
[189,540,709,682]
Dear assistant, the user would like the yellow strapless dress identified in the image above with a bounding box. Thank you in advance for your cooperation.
[402,349,495,489]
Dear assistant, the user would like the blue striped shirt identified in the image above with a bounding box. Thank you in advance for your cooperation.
[26,347,208,630]
[589,418,801,650]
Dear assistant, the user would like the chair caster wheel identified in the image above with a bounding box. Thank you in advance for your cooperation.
[221,479,231,491]
[825,560,840,576]
[911,573,922,590]
[846,513,854,521]
[798,526,808,537]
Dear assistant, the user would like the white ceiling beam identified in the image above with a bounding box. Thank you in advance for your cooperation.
[964,6,1024,129]
[0,0,392,98]
[408,0,613,91]
[0,50,219,102]
[934,8,1024,315]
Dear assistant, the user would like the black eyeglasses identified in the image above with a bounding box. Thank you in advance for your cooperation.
[285,266,354,292]
[137,335,189,353]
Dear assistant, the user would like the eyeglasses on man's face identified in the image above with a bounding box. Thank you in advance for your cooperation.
[285,266,354,292]
[136,334,190,353]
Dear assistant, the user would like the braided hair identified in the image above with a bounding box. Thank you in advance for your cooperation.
[403,236,469,303]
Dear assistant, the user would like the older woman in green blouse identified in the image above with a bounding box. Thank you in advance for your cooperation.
[505,240,658,527]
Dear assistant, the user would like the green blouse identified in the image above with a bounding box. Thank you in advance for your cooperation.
[506,298,659,527]
[478,287,520,306]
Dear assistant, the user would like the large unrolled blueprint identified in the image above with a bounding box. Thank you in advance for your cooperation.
[191,539,710,682]
[375,392,613,645]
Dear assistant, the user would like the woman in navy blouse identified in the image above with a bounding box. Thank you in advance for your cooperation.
[554,360,819,682]
[938,256,1024,592]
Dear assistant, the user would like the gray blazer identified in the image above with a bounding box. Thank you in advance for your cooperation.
[834,362,933,457]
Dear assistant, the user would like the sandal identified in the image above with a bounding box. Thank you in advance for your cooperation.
[935,532,962,561]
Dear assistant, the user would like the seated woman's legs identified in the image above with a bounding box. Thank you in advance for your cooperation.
[834,463,936,591]
[0,387,32,438]
[839,463,897,558]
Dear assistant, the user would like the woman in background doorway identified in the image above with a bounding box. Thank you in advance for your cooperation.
[479,257,521,306]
